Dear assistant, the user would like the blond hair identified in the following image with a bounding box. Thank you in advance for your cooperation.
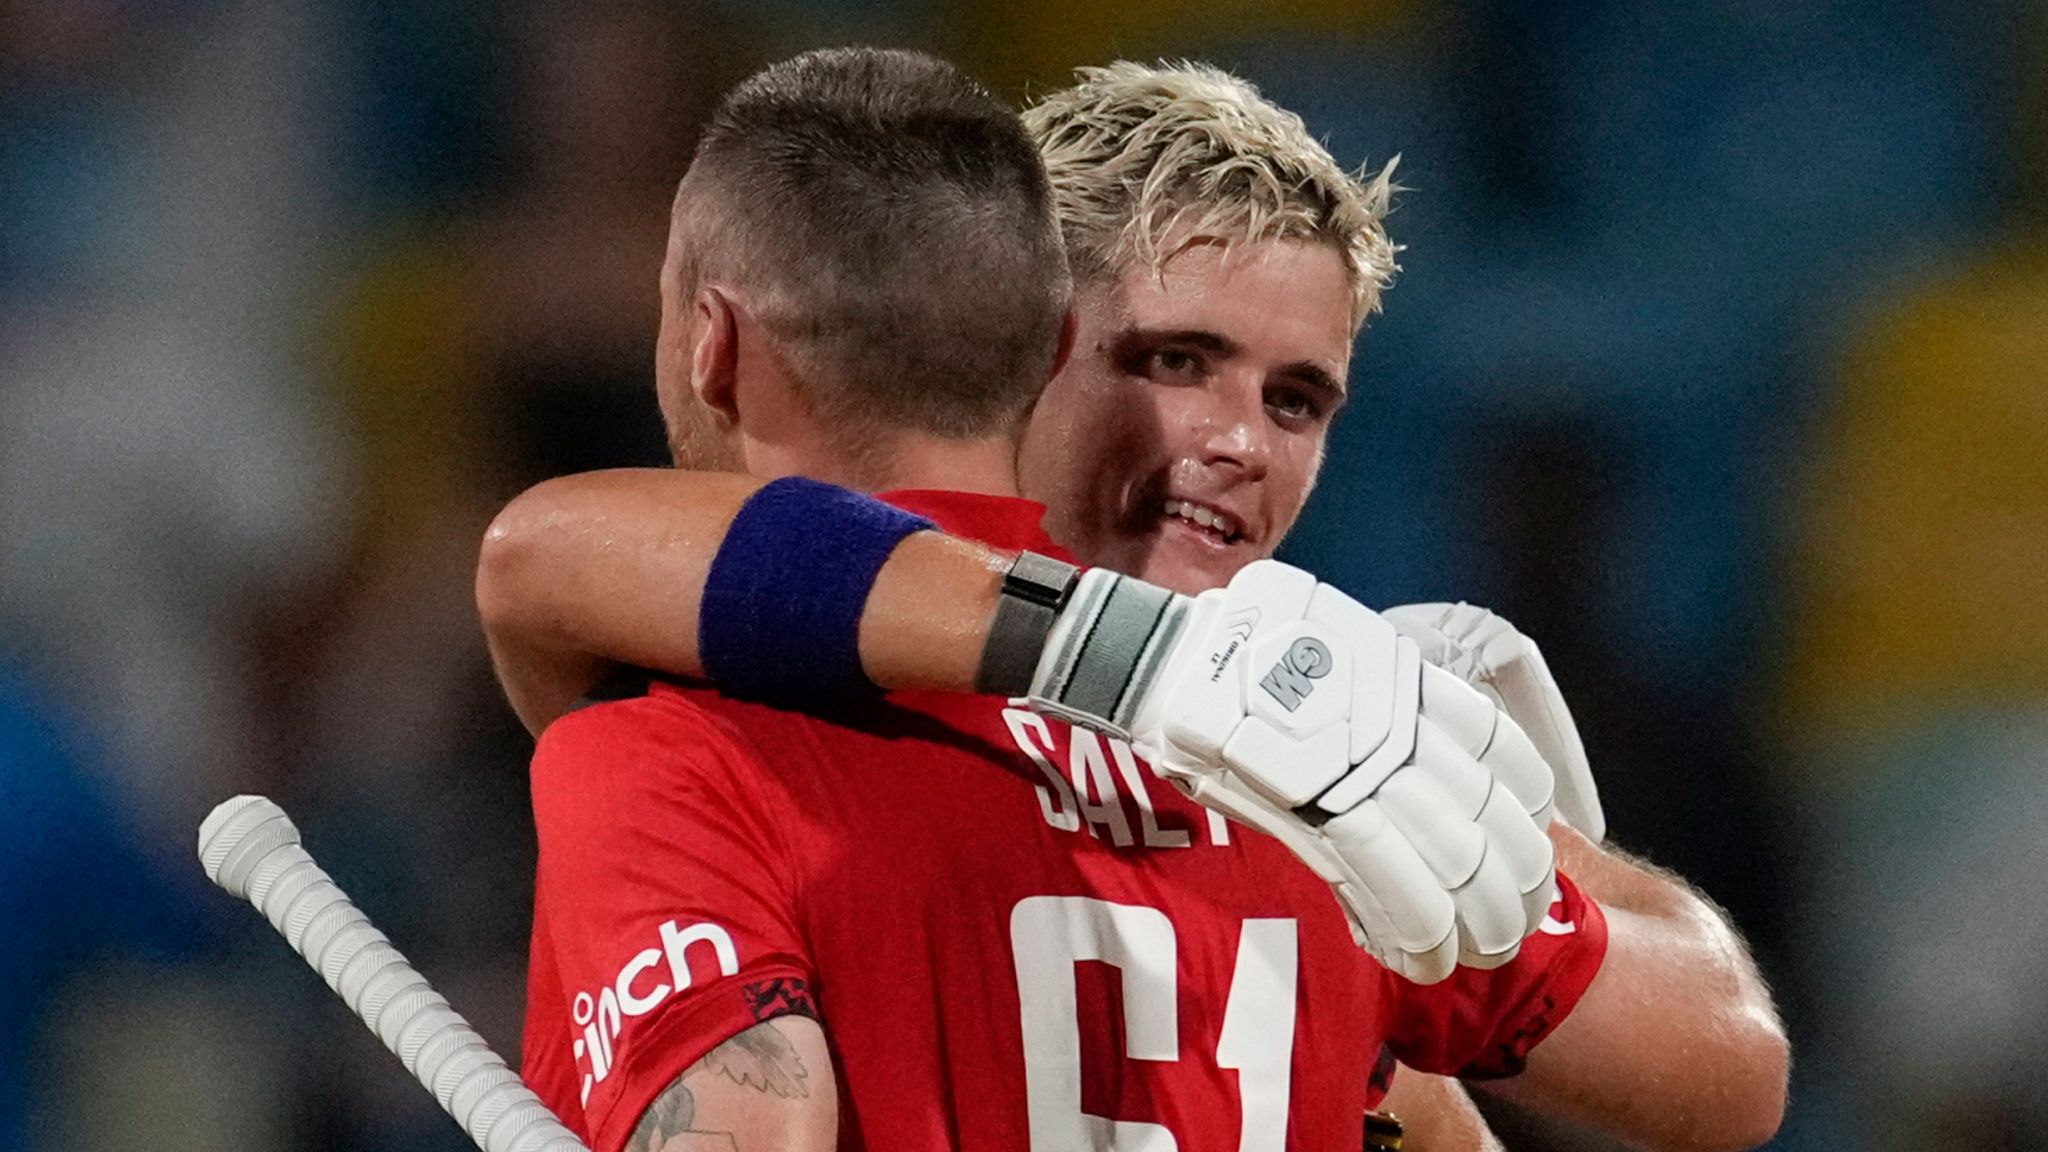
[1025,61,1399,329]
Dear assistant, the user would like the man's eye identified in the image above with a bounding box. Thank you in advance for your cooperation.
[1149,348,1204,378]
[1266,387,1323,423]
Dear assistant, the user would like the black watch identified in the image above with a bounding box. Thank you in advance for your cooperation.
[974,551,1081,696]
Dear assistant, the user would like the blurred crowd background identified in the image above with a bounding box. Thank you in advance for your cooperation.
[2,1,2043,1149]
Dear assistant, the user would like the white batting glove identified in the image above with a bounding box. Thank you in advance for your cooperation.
[1383,603,1604,843]
[1028,561,1556,984]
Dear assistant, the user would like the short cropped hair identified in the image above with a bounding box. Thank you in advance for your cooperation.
[1025,61,1400,330]
[673,48,1070,439]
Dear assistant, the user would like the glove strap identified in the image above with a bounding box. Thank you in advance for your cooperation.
[1028,570,1191,737]
[974,551,1081,696]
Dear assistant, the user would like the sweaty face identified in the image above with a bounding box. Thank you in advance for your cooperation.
[1019,238,1353,595]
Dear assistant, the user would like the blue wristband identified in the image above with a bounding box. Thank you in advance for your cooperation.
[699,477,935,707]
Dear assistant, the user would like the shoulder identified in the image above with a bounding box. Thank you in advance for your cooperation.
[532,676,772,808]
[527,680,818,888]
[542,675,750,758]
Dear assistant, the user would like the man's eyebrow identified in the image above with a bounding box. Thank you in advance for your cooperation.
[1127,327,1241,356]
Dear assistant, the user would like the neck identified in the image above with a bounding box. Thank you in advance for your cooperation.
[748,431,1022,498]
[865,433,1022,497]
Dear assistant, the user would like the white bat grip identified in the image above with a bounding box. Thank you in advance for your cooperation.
[200,795,588,1152]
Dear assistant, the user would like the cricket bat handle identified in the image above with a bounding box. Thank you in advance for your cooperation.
[199,795,587,1152]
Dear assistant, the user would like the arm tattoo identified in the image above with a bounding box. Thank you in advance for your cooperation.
[624,1022,811,1151]
[702,1020,811,1099]
[627,1077,737,1152]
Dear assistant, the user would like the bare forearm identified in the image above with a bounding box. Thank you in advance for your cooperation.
[1380,1068,1504,1151]
[478,470,743,731]
[1500,826,1788,1150]
[477,470,1008,733]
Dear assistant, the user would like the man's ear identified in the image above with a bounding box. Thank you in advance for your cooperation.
[1050,308,1079,380]
[691,287,741,422]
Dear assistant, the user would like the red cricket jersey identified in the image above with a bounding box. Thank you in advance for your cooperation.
[521,490,1607,1152]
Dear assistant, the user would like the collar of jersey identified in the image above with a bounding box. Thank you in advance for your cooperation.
[876,489,1075,562]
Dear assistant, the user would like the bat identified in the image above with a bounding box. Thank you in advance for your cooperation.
[199,794,588,1152]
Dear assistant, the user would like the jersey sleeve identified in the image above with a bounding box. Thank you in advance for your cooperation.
[1382,871,1609,1079]
[528,692,817,1152]
[519,897,592,1144]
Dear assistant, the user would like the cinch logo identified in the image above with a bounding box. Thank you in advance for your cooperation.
[1259,636,1332,711]
[572,919,741,1104]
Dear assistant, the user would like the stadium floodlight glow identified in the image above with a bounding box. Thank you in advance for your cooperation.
[199,795,589,1152]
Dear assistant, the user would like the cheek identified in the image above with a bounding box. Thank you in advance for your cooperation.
[1110,381,1174,457]
[1059,373,1166,469]
[1020,372,1136,525]
[1143,384,1222,457]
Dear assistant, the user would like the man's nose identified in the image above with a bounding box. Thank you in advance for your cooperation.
[1196,372,1272,478]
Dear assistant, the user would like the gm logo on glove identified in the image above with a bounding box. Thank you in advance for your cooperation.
[1260,636,1333,711]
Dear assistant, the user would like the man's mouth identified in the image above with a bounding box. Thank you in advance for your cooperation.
[1162,498,1246,546]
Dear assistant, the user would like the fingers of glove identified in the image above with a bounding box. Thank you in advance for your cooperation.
[1394,601,1493,681]
[1439,602,1509,652]
[1383,915,1459,985]
[1416,666,1553,825]
[1486,643,1605,842]
[1339,897,1456,986]
[1475,711,1556,824]
[1460,607,1529,670]
[1375,763,1487,888]
[1484,653,1573,770]
[1323,800,1458,959]
[1408,721,1493,815]
[1449,840,1530,966]
[1552,779,1602,844]
[1381,602,1460,665]
[1339,882,1458,986]
[1418,664,1502,757]
[1332,874,1403,975]
[1401,942,1460,985]
[1177,773,1354,887]
[1474,780,1556,930]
